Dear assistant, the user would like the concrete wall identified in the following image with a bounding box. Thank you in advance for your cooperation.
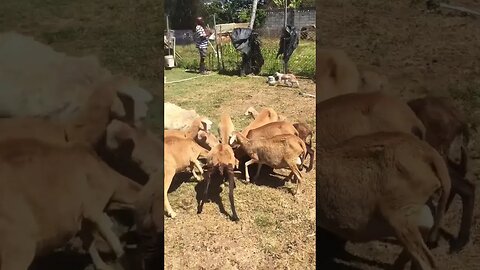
[260,8,315,37]
[167,9,316,42]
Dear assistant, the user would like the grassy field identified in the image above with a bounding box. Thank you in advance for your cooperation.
[164,68,316,269]
[174,39,316,78]
[318,0,480,269]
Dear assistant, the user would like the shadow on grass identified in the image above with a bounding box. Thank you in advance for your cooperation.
[184,68,240,77]
[317,227,399,270]
[218,69,240,77]
[235,155,295,194]
[194,173,232,218]
[168,172,195,193]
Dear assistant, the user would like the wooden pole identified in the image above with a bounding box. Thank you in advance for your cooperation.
[220,25,225,71]
[250,0,259,29]
[283,0,288,74]
[214,14,221,71]
[166,15,171,56]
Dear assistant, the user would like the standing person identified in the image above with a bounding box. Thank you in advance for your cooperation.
[194,17,210,75]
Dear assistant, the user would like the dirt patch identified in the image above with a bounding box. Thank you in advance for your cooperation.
[164,73,316,269]
[318,1,480,269]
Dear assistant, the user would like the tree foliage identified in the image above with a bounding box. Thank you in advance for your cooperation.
[200,0,267,28]
[165,0,200,30]
[270,0,315,9]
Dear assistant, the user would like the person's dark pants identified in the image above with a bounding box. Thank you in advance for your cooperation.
[198,47,207,74]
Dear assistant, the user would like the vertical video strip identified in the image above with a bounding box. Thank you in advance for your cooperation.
[164,0,316,269]
[316,0,478,269]
[0,1,163,270]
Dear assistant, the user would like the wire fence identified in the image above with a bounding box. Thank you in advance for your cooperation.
[165,28,315,78]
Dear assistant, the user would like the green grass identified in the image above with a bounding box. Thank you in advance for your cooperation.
[449,80,480,130]
[175,39,316,78]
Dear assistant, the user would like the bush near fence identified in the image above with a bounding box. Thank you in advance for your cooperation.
[174,39,315,79]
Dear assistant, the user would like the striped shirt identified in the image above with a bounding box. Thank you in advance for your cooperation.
[194,25,208,49]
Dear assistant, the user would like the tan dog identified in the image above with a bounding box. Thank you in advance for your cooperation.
[275,72,300,88]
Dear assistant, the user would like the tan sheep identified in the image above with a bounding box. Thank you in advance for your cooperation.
[316,91,426,149]
[218,112,235,144]
[0,75,128,147]
[164,102,212,131]
[0,138,142,270]
[317,132,451,270]
[316,48,361,102]
[231,132,306,194]
[358,70,390,93]
[106,120,208,219]
[198,143,239,221]
[408,96,474,252]
[164,117,218,150]
[164,117,208,139]
[293,122,315,172]
[240,107,279,136]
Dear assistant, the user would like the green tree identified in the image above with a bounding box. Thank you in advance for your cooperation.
[270,0,314,8]
[165,0,200,29]
[200,0,267,28]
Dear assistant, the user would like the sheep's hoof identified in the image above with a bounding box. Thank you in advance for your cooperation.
[231,215,240,222]
[167,211,177,218]
[449,238,469,253]
[426,240,439,249]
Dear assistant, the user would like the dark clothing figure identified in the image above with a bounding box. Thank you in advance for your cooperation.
[231,28,264,76]
[277,25,299,73]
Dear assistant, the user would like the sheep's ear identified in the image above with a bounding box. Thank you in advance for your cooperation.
[110,96,126,117]
[229,134,236,145]
[200,119,212,131]
[106,120,122,149]
[234,158,240,168]
[197,130,207,140]
[107,120,133,143]
[201,121,208,131]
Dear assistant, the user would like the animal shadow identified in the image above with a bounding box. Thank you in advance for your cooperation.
[168,172,195,193]
[194,172,234,220]
[317,227,391,270]
[30,252,90,270]
[218,69,240,77]
[237,162,290,190]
